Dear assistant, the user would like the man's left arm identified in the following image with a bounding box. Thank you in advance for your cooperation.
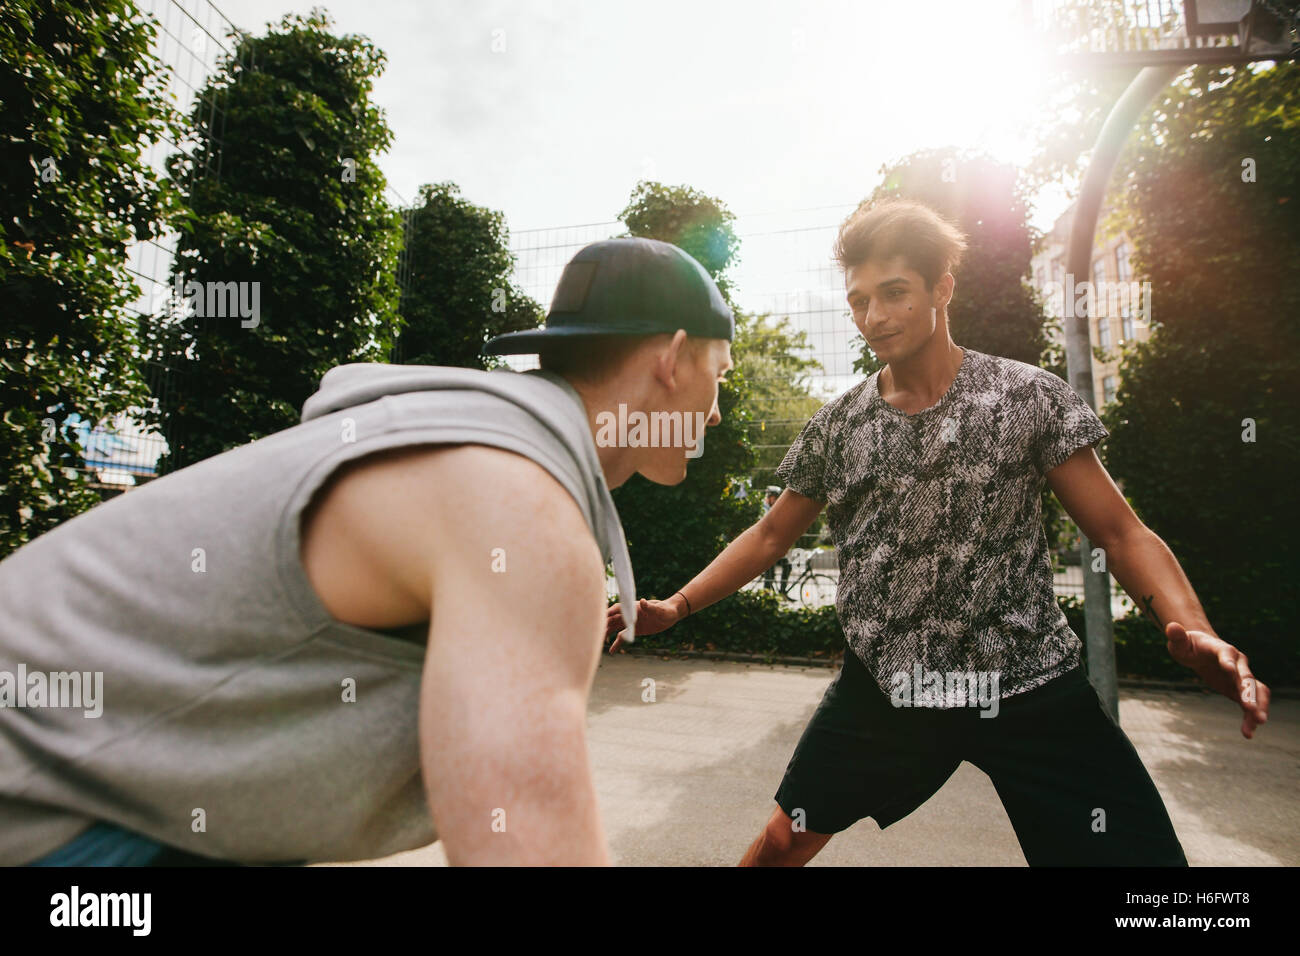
[1047,447,1270,738]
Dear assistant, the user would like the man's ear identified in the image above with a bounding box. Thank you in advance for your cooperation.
[651,329,690,391]
[936,272,955,313]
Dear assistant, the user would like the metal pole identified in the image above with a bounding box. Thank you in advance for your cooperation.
[1065,63,1179,723]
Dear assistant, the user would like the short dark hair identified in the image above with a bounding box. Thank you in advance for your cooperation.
[537,333,709,385]
[833,198,968,289]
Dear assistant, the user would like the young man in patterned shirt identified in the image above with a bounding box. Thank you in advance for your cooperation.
[605,199,1270,866]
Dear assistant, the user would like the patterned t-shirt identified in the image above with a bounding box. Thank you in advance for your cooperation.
[776,347,1108,703]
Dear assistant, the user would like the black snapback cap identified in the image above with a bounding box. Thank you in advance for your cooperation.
[482,237,733,356]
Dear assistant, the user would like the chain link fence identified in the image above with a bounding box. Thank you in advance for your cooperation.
[83,0,417,493]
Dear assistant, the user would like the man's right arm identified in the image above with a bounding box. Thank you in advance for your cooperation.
[419,446,609,864]
[608,489,824,644]
[339,444,610,864]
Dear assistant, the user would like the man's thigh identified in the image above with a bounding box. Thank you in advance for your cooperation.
[963,667,1187,867]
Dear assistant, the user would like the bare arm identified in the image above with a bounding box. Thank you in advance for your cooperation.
[674,488,825,615]
[347,445,610,863]
[1047,447,1270,737]
[606,488,824,647]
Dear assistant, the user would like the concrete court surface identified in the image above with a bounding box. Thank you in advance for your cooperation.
[338,654,1299,867]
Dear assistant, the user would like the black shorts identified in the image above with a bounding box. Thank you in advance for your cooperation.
[774,645,1188,866]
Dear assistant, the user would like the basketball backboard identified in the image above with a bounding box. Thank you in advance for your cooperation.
[1028,0,1299,68]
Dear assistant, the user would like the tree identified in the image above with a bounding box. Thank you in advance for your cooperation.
[619,181,741,303]
[0,0,180,556]
[1102,63,1300,682]
[391,182,541,369]
[611,181,757,599]
[1022,0,1153,200]
[734,312,825,487]
[141,10,401,472]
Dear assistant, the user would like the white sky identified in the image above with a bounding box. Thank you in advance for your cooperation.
[190,0,1082,400]
[110,0,1093,472]
[210,0,1074,232]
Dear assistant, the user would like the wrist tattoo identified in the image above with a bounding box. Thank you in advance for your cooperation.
[1141,594,1163,629]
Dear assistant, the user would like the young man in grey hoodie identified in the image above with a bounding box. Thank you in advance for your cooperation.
[0,237,733,866]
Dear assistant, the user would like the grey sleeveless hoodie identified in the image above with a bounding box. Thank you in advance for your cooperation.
[0,363,636,864]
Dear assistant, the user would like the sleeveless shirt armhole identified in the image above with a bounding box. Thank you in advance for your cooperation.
[275,424,600,637]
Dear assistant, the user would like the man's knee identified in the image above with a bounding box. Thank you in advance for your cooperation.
[749,807,831,865]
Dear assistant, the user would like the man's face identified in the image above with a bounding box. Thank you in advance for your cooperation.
[638,336,732,486]
[845,255,953,364]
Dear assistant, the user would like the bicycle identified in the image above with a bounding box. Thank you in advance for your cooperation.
[764,547,837,609]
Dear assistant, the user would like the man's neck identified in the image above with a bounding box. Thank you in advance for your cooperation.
[882,329,964,408]
[563,377,641,490]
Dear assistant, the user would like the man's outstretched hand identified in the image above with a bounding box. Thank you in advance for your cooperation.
[605,597,684,654]
[1165,621,1269,739]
